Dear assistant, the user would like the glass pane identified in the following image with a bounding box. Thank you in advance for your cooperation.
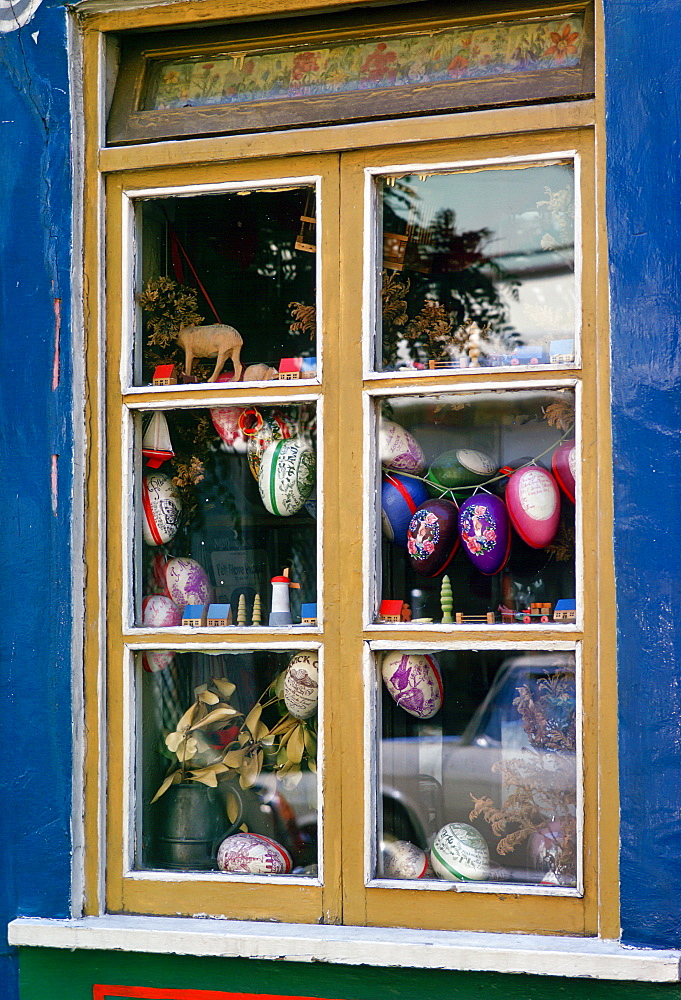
[377,388,576,625]
[376,160,576,373]
[138,648,319,875]
[135,186,317,387]
[138,402,317,627]
[378,648,578,888]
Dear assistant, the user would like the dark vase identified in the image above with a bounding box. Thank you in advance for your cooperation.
[154,781,243,870]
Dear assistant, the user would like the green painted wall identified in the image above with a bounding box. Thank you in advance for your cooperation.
[17,948,681,1000]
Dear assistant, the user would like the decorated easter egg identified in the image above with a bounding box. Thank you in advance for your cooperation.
[407,499,460,577]
[381,472,430,548]
[211,406,248,453]
[425,448,497,497]
[552,440,576,503]
[165,557,212,609]
[431,823,490,882]
[494,456,541,498]
[379,419,425,474]
[217,832,292,875]
[141,649,175,674]
[382,840,432,880]
[258,438,316,516]
[142,472,182,546]
[506,466,561,548]
[381,651,443,719]
[141,594,183,627]
[458,494,511,575]
[283,651,319,720]
[247,409,298,480]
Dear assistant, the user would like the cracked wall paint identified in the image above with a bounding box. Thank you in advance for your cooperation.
[0,2,72,999]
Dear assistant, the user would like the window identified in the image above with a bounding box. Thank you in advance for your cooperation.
[85,0,611,937]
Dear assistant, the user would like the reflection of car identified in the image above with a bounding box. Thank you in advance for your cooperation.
[380,653,576,879]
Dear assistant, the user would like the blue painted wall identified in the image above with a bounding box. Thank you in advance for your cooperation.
[0,2,73,998]
[604,0,681,950]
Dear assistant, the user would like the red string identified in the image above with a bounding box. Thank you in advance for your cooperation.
[167,223,222,325]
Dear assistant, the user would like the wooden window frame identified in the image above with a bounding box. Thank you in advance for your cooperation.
[80,0,617,940]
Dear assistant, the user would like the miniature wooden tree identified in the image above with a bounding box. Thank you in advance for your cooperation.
[237,593,247,626]
[440,575,453,624]
[252,593,262,626]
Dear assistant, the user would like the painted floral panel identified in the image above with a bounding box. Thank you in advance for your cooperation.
[144,16,584,111]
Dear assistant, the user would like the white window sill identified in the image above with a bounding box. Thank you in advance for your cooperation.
[8,916,681,983]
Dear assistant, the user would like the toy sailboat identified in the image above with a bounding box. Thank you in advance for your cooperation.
[142,411,174,468]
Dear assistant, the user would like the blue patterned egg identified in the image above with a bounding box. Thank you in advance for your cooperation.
[382,472,430,548]
[458,494,511,575]
[407,499,459,577]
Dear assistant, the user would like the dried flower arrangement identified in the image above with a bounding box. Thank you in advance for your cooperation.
[469,669,577,882]
[153,668,316,807]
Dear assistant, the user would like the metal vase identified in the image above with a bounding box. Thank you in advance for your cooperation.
[154,781,242,871]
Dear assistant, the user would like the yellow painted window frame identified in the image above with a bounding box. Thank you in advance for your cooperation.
[80,0,617,939]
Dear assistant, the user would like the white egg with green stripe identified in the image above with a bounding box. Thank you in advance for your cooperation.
[258,437,316,516]
[431,823,490,881]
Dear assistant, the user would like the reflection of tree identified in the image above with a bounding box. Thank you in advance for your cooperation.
[381,201,521,368]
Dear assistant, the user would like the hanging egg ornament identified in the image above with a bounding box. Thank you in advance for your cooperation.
[142,471,182,546]
[407,499,460,577]
[246,409,298,481]
[431,823,490,881]
[283,651,319,720]
[425,448,497,497]
[165,557,212,610]
[506,466,561,548]
[217,832,292,875]
[211,406,249,453]
[381,651,443,719]
[379,419,425,474]
[552,440,577,503]
[458,494,511,575]
[258,438,316,516]
[381,472,430,548]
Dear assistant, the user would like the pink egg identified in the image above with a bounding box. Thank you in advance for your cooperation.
[217,832,292,875]
[379,419,425,474]
[165,557,212,609]
[211,406,248,453]
[506,466,561,548]
[142,594,183,627]
[381,651,443,719]
[552,440,576,503]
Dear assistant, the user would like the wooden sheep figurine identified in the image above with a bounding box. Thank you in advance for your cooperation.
[176,323,243,382]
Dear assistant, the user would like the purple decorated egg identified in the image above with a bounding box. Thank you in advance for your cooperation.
[506,467,560,548]
[407,499,459,577]
[142,594,183,627]
[165,557,212,609]
[379,419,425,474]
[458,494,511,575]
[217,832,292,875]
[381,472,430,548]
[552,441,576,503]
[381,651,443,719]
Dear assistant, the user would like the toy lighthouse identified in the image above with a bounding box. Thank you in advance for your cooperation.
[269,568,300,626]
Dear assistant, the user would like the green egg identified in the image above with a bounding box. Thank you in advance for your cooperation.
[426,448,497,497]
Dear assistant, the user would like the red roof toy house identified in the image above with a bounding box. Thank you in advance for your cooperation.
[152,363,178,386]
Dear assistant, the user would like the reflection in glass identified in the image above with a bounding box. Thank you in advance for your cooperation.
[377,161,576,372]
[378,388,576,625]
[138,648,318,874]
[138,402,317,628]
[379,649,577,887]
[135,186,317,387]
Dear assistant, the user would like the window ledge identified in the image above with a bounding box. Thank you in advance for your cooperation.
[8,916,681,983]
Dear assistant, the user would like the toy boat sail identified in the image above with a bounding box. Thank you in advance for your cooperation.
[142,411,174,468]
